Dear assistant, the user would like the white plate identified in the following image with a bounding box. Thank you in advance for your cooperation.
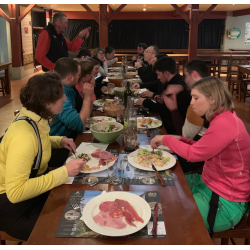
[66,149,116,173]
[81,191,151,237]
[93,99,115,107]
[128,149,176,172]
[137,117,162,129]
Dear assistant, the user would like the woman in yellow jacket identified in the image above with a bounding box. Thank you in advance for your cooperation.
[0,72,85,240]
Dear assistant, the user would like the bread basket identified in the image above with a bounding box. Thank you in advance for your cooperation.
[103,102,125,117]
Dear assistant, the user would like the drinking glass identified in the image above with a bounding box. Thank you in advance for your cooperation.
[107,158,123,185]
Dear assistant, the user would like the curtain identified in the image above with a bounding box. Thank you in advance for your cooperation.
[63,19,99,49]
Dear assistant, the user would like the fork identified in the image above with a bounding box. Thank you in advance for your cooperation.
[70,198,81,214]
[123,155,130,171]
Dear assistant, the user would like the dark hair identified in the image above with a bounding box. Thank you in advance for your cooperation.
[184,59,209,78]
[149,45,159,55]
[54,57,79,79]
[138,43,148,50]
[53,12,67,24]
[76,48,91,58]
[87,57,100,66]
[20,72,64,120]
[156,53,167,60]
[153,56,176,74]
[78,60,95,82]
[105,46,115,54]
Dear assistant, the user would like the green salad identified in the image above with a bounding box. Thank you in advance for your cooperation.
[105,124,119,132]
[77,153,91,161]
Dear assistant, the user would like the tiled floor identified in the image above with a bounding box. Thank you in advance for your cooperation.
[0,72,249,245]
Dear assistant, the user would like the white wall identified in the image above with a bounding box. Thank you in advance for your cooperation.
[223,15,250,51]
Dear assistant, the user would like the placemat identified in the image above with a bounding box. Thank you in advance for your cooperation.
[55,190,166,238]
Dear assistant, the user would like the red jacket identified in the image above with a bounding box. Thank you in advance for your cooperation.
[35,29,83,71]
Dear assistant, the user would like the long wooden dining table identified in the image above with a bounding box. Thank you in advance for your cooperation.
[26,106,212,245]
[0,62,12,94]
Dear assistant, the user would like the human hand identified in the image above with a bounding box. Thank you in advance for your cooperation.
[132,83,140,89]
[135,97,145,106]
[132,55,137,61]
[82,82,94,96]
[140,90,153,98]
[163,94,178,111]
[78,26,91,39]
[65,159,85,176]
[137,59,143,63]
[60,138,76,153]
[103,59,108,65]
[107,82,115,88]
[154,95,164,104]
[101,86,108,93]
[134,61,142,69]
[150,135,165,149]
[163,84,184,96]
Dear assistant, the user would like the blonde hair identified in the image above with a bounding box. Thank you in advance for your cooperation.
[192,76,234,121]
[92,47,104,58]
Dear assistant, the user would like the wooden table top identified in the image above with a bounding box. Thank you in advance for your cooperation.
[0,62,12,68]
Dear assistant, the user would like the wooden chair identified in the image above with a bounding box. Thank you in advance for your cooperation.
[0,74,6,96]
[0,230,24,245]
[212,212,250,245]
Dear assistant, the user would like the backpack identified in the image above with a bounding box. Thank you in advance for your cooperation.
[0,114,42,178]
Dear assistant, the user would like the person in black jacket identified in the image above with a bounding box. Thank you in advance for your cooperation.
[135,57,191,135]
[134,45,159,83]
[132,43,148,67]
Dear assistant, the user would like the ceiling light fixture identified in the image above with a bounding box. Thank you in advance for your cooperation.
[143,8,146,11]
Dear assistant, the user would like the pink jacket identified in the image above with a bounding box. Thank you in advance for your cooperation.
[163,111,250,202]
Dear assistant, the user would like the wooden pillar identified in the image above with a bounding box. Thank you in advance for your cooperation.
[188,4,199,61]
[49,9,53,23]
[99,4,108,49]
[8,4,22,67]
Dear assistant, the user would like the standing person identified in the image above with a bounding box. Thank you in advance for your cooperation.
[105,46,118,66]
[132,43,148,67]
[49,58,93,139]
[35,12,91,72]
[151,76,250,235]
[0,72,85,241]
[134,45,159,83]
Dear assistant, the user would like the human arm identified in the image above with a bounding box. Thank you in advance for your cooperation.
[49,136,64,148]
[107,58,118,67]
[99,65,108,77]
[35,30,55,70]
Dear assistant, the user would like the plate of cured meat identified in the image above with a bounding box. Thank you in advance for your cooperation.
[81,191,151,236]
[66,149,116,173]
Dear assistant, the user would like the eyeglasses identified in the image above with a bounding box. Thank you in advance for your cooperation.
[98,52,104,55]
[144,50,154,54]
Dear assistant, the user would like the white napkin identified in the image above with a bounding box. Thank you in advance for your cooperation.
[76,142,109,153]
[139,144,173,153]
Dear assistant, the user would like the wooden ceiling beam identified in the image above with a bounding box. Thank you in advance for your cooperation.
[172,4,190,17]
[233,8,250,17]
[198,4,217,24]
[171,4,190,24]
[18,4,36,23]
[0,8,10,23]
[108,4,127,24]
[81,4,99,24]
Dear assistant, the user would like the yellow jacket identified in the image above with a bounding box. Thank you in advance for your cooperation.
[0,107,68,203]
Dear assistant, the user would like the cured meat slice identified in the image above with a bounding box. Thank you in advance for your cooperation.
[99,201,117,213]
[99,151,115,160]
[114,199,144,223]
[93,211,126,229]
[123,211,136,227]
[91,149,105,159]
[109,207,124,218]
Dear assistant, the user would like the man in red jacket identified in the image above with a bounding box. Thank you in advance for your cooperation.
[35,12,91,72]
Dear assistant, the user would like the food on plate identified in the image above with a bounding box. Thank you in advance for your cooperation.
[77,153,91,161]
[82,165,100,172]
[91,149,117,167]
[137,118,162,128]
[93,199,144,229]
[105,124,119,132]
[104,88,114,95]
[136,149,170,168]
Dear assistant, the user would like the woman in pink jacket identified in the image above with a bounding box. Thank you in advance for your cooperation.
[151,76,250,235]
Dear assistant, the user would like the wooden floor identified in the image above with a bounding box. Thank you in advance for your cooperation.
[0,72,249,245]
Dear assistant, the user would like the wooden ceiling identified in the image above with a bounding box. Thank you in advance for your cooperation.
[36,4,250,12]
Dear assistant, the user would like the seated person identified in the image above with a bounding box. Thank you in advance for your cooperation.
[136,56,191,135]
[73,48,91,62]
[49,58,94,139]
[132,43,148,67]
[92,47,108,77]
[0,72,85,241]
[134,45,159,83]
[151,76,250,235]
[105,46,118,66]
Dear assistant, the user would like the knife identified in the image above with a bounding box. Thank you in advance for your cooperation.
[150,161,166,187]
[151,202,158,237]
[145,123,150,137]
